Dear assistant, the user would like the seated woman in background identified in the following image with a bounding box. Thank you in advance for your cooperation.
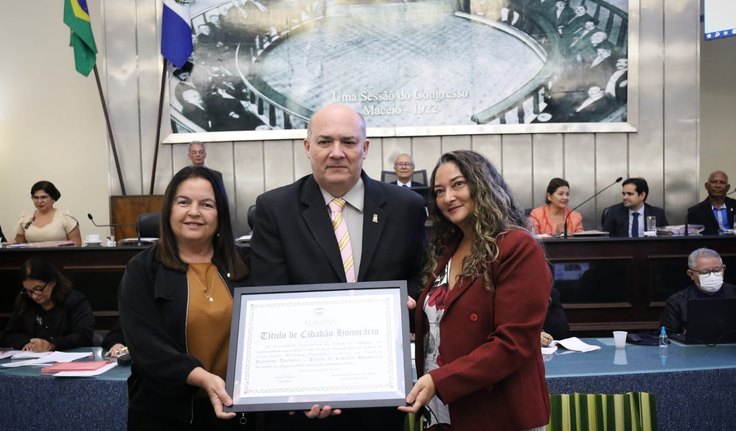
[0,258,94,352]
[102,320,127,358]
[541,287,570,346]
[529,177,584,235]
[14,180,82,246]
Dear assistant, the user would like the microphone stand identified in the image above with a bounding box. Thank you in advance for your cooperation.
[563,177,624,239]
[87,213,142,245]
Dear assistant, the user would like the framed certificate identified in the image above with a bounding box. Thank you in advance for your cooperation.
[224,280,412,412]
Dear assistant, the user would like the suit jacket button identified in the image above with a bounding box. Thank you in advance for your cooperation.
[470,313,479,322]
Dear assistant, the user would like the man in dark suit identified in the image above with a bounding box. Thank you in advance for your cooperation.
[603,177,668,237]
[250,104,427,431]
[188,142,225,194]
[178,87,212,131]
[566,85,617,122]
[565,4,595,35]
[687,170,736,235]
[392,153,425,188]
[660,247,736,333]
[605,57,628,104]
[550,0,574,34]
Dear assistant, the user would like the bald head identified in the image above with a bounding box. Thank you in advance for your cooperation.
[307,104,366,142]
[705,170,730,202]
[188,142,206,166]
[304,104,370,197]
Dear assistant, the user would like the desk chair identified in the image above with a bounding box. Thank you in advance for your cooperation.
[380,169,428,185]
[247,204,257,231]
[136,212,160,238]
[601,207,610,227]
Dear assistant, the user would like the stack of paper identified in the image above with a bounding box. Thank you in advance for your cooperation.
[4,240,76,248]
[549,337,601,352]
[0,351,92,368]
[0,351,51,360]
[41,360,109,375]
[571,230,609,237]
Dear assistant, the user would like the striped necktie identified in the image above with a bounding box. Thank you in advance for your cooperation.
[328,198,356,282]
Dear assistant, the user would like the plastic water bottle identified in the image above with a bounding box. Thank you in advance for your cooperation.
[659,326,668,364]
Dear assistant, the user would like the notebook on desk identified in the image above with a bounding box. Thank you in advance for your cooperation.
[672,297,736,344]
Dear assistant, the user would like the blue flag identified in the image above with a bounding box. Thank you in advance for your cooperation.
[161,0,193,68]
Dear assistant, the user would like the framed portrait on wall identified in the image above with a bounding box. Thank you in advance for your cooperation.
[165,0,637,143]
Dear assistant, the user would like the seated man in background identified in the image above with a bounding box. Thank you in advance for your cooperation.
[659,248,736,334]
[188,141,224,190]
[687,170,736,235]
[602,177,668,237]
[392,153,424,187]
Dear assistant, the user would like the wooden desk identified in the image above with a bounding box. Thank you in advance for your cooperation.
[110,195,163,240]
[2,235,735,333]
[542,235,736,332]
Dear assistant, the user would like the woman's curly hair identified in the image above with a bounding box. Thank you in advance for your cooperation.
[422,150,528,290]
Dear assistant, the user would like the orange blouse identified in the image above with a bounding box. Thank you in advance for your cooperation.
[529,205,584,235]
[186,262,232,381]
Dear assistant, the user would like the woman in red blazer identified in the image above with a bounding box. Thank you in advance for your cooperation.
[399,151,551,430]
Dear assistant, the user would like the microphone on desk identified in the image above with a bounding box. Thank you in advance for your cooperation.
[563,176,623,239]
[87,213,142,244]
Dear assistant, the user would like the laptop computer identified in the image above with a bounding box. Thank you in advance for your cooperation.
[672,297,736,344]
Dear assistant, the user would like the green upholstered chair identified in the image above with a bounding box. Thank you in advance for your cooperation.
[404,392,657,431]
[547,392,657,431]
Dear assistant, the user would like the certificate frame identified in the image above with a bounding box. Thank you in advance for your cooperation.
[224,280,412,412]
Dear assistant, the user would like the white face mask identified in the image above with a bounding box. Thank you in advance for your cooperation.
[698,272,723,293]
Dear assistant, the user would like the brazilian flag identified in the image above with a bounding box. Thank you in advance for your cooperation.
[63,0,97,76]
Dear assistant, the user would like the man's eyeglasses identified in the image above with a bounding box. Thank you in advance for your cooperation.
[31,195,51,201]
[21,282,49,296]
[395,162,414,168]
[691,266,725,276]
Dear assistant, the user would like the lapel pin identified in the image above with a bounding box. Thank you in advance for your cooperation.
[372,214,379,223]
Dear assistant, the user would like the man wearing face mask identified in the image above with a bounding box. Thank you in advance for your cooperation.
[659,248,736,333]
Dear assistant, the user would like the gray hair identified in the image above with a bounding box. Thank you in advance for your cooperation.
[394,153,414,164]
[188,141,205,152]
[688,248,722,269]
